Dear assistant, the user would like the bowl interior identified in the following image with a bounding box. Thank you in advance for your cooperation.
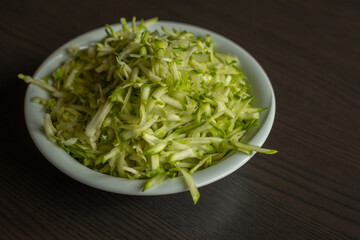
[24,21,275,195]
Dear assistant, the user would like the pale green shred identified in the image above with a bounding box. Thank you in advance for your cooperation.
[19,17,277,204]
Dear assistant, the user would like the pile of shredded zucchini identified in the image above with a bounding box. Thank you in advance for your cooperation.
[20,17,276,204]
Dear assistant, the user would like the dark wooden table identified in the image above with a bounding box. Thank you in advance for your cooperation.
[1,0,359,239]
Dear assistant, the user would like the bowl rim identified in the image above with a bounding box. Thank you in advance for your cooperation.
[24,20,276,196]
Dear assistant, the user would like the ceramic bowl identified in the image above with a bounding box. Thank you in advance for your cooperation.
[24,21,275,195]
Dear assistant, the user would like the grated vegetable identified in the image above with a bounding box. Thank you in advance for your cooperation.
[20,17,276,204]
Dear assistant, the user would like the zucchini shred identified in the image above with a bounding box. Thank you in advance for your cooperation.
[20,17,276,204]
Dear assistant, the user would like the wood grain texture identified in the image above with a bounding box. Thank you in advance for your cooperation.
[0,0,359,239]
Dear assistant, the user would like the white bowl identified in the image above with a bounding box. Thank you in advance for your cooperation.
[24,21,275,195]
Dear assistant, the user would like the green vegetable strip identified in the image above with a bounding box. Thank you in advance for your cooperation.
[85,101,113,143]
[20,17,276,204]
[178,168,200,204]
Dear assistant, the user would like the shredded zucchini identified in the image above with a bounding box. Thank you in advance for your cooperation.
[20,17,276,204]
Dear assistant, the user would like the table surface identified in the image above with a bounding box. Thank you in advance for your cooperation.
[1,0,359,239]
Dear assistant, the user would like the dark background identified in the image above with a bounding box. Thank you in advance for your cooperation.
[1,0,359,239]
